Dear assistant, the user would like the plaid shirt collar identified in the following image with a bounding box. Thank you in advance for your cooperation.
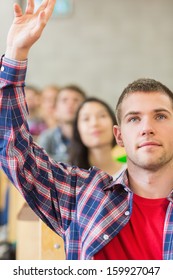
[107,168,173,203]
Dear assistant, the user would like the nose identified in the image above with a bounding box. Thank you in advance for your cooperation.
[90,116,99,126]
[141,128,154,136]
[140,119,155,136]
[66,100,77,112]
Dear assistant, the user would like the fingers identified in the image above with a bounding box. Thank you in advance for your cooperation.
[25,0,35,14]
[32,0,56,37]
[34,11,47,35]
[37,0,49,12]
[37,10,47,29]
[13,3,23,17]
[37,0,56,21]
[44,0,56,20]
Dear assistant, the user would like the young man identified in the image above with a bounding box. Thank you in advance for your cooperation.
[0,0,173,260]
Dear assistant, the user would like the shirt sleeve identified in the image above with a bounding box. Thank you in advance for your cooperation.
[0,56,89,237]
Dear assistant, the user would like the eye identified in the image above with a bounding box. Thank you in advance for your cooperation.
[99,113,107,118]
[81,117,90,122]
[155,114,167,120]
[128,116,140,123]
[61,98,68,104]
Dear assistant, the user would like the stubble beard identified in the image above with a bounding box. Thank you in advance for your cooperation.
[128,152,173,172]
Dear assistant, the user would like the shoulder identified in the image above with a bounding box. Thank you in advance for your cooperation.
[38,127,59,139]
[112,164,127,180]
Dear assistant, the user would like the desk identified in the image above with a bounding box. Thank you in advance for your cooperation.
[16,203,65,260]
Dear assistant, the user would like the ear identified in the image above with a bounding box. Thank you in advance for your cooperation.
[113,125,124,147]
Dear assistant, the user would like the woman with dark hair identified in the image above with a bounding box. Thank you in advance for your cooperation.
[70,97,124,177]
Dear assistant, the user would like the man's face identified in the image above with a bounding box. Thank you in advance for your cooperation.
[113,91,173,171]
[55,89,85,124]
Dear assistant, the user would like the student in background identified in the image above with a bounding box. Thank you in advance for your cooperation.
[25,85,47,140]
[38,84,86,162]
[70,97,124,177]
[39,84,60,129]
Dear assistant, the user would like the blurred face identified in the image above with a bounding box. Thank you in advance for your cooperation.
[41,87,59,114]
[77,102,114,149]
[113,91,173,171]
[25,88,40,112]
[56,90,85,123]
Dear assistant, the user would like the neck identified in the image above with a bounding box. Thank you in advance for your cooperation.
[60,122,73,139]
[88,145,122,175]
[127,162,173,198]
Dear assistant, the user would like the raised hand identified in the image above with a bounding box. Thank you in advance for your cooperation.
[5,0,56,61]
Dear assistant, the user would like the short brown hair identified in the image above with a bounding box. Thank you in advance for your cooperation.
[59,84,87,99]
[115,78,173,124]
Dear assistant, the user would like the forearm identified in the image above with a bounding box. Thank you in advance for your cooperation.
[0,56,28,175]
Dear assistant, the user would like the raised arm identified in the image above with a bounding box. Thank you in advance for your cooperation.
[0,0,86,236]
[5,0,56,60]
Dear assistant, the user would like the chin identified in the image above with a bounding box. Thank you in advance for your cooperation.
[138,161,165,171]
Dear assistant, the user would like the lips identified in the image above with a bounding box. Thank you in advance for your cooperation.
[138,141,161,148]
[91,131,102,136]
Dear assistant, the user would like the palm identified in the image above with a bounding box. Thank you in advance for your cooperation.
[7,14,41,49]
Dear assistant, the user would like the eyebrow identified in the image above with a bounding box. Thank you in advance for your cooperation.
[124,108,172,120]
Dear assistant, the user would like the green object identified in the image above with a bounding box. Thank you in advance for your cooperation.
[115,155,127,163]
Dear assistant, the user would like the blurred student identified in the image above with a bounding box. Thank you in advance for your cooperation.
[70,98,124,177]
[38,85,86,162]
[39,84,60,129]
[25,85,47,139]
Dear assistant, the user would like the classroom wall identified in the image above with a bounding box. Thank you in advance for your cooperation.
[1,0,173,108]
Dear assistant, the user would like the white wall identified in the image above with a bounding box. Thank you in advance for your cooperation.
[1,0,173,108]
[0,0,14,52]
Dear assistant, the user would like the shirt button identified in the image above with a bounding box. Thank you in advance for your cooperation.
[1,66,4,71]
[103,234,109,240]
[124,210,130,216]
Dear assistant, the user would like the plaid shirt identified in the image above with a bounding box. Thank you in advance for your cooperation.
[0,57,173,260]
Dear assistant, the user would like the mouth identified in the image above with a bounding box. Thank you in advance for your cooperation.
[91,130,102,136]
[138,141,162,149]
[91,131,101,136]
